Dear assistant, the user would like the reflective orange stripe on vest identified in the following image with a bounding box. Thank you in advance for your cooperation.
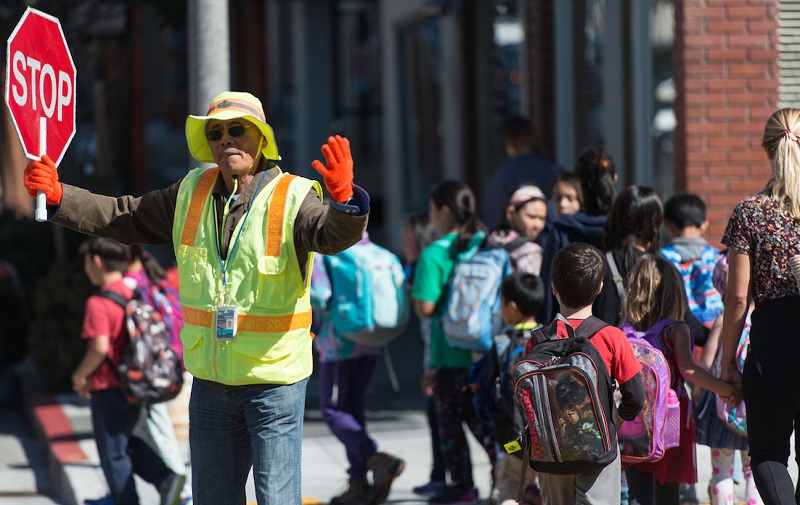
[180,168,219,246]
[182,306,313,333]
[265,174,298,257]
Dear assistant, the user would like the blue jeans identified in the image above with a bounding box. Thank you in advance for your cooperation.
[90,388,173,505]
[190,378,308,505]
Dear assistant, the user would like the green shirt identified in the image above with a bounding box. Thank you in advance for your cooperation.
[412,232,477,369]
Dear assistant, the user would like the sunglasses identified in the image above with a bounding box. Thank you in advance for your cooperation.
[205,123,253,141]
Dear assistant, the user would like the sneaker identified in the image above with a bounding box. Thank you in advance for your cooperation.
[367,451,405,504]
[523,483,543,505]
[413,480,448,497]
[429,485,479,504]
[330,477,375,505]
[159,473,186,505]
[84,496,114,505]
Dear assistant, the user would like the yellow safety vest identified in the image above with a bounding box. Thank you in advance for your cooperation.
[172,167,322,385]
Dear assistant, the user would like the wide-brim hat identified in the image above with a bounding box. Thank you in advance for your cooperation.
[185,91,280,163]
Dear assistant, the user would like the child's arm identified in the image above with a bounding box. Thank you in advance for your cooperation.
[72,335,110,400]
[697,313,723,371]
[671,323,740,399]
[617,373,645,421]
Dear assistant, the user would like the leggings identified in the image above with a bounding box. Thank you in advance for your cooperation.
[742,355,800,505]
[626,466,680,505]
[708,448,762,505]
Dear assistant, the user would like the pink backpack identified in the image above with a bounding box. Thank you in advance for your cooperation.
[618,320,681,463]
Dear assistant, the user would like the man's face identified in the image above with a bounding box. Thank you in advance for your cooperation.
[206,119,264,177]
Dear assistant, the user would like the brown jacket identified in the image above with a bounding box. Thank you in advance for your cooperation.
[53,164,368,281]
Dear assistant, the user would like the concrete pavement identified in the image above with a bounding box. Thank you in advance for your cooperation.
[10,329,798,505]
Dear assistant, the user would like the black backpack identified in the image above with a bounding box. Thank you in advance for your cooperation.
[512,315,617,475]
[99,290,184,405]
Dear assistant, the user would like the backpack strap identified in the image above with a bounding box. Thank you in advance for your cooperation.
[97,290,129,309]
[605,251,626,302]
[533,314,608,344]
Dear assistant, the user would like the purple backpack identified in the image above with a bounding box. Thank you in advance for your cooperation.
[618,320,681,463]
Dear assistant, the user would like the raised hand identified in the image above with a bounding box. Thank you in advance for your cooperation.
[311,135,354,203]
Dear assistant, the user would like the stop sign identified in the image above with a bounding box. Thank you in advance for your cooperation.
[5,8,76,166]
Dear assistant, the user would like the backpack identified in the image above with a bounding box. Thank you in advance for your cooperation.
[512,315,618,475]
[129,272,185,367]
[320,242,410,346]
[470,325,537,429]
[660,245,723,329]
[442,247,512,352]
[714,311,751,437]
[99,290,184,405]
[619,320,681,463]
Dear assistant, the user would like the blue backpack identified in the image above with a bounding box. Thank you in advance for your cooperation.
[442,247,512,352]
[660,244,723,329]
[320,242,410,346]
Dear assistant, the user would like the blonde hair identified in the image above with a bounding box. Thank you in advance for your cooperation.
[625,254,686,331]
[761,108,800,220]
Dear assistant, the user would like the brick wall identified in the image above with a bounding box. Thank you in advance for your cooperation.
[674,0,779,247]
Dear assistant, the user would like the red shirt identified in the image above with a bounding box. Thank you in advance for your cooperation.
[81,279,133,391]
[524,318,641,385]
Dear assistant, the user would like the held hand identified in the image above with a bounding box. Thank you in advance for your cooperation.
[311,135,354,203]
[23,155,63,205]
[71,373,91,401]
[720,361,743,389]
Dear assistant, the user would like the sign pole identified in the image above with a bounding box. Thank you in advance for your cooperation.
[36,117,47,221]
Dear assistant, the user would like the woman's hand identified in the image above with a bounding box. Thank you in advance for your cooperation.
[720,362,744,405]
[420,368,434,397]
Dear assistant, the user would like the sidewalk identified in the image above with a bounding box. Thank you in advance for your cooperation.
[17,351,796,505]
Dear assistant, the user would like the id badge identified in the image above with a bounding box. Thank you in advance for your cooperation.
[215,306,238,341]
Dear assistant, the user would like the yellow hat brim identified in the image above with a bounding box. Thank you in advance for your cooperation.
[185,110,280,163]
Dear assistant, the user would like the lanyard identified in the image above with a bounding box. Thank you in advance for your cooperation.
[212,170,267,304]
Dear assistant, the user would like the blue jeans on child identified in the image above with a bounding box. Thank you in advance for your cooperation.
[318,355,378,478]
[90,388,174,505]
[189,377,308,505]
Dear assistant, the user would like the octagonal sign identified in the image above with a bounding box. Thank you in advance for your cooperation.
[5,7,76,166]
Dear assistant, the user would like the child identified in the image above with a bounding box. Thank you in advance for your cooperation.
[693,251,762,505]
[402,213,448,498]
[412,180,497,504]
[525,242,645,505]
[126,246,192,505]
[660,193,724,330]
[486,184,547,275]
[622,254,741,505]
[310,235,406,505]
[480,272,545,505]
[551,172,583,218]
[73,237,185,505]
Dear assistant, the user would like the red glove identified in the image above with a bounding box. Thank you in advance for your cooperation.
[23,155,63,205]
[311,135,354,203]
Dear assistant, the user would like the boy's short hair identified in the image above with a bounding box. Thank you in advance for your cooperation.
[664,193,707,229]
[500,272,545,317]
[551,242,605,309]
[79,237,131,273]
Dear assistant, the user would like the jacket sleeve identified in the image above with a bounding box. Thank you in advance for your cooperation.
[293,185,369,257]
[617,372,646,421]
[51,181,181,245]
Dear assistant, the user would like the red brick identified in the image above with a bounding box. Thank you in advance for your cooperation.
[729,121,764,133]
[708,78,748,90]
[750,79,780,90]
[708,20,747,32]
[686,63,726,75]
[730,180,765,192]
[748,20,778,32]
[709,193,753,206]
[709,107,748,120]
[685,34,727,48]
[730,63,769,76]
[708,165,750,177]
[728,35,769,48]
[727,6,772,19]
[684,77,706,90]
[748,48,779,61]
[683,48,706,64]
[727,92,766,105]
[708,136,749,148]
[683,6,726,20]
[707,48,747,61]
[690,151,731,162]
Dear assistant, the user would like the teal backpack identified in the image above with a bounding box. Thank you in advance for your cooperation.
[320,242,410,346]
